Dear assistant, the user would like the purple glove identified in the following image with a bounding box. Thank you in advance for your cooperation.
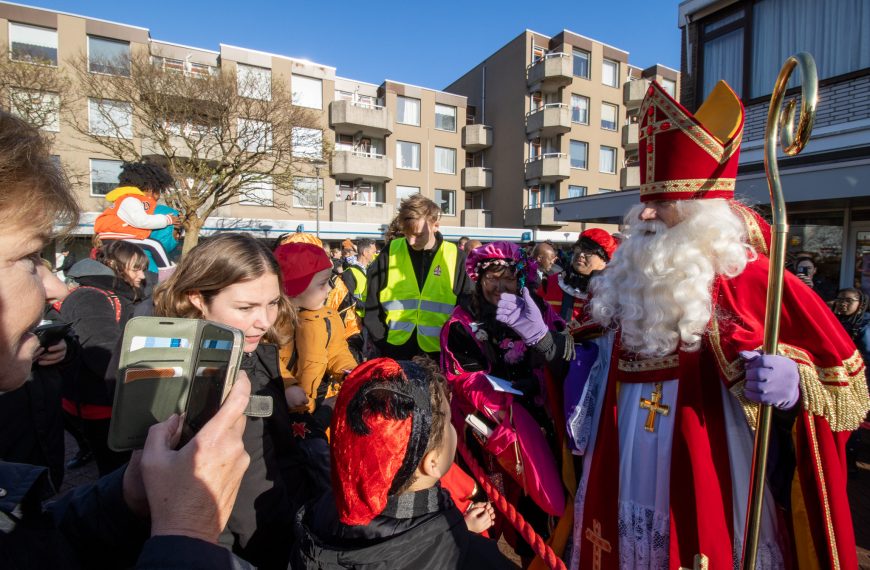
[739,350,800,410]
[496,288,548,346]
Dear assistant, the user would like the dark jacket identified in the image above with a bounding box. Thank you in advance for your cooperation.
[363,232,471,360]
[293,487,514,570]
[219,344,311,570]
[59,272,142,408]
[0,461,240,569]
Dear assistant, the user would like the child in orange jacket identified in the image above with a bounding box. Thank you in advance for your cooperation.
[274,242,359,494]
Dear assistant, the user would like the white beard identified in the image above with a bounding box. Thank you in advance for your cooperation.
[590,199,755,358]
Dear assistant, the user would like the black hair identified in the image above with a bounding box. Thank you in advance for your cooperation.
[576,235,610,262]
[119,161,174,193]
[357,238,375,251]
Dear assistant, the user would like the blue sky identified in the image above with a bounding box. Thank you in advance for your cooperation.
[28,0,682,89]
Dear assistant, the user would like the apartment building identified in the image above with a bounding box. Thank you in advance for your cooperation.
[558,0,870,289]
[447,30,678,233]
[0,2,677,245]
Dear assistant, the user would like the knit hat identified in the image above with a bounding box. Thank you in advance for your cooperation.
[330,358,434,525]
[575,229,618,262]
[273,243,333,297]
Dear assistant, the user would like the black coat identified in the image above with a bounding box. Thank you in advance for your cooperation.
[0,461,241,569]
[59,274,142,407]
[293,487,514,570]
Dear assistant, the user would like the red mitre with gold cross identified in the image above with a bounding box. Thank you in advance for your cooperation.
[639,79,744,202]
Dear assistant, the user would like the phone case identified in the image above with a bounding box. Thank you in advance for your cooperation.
[108,317,243,451]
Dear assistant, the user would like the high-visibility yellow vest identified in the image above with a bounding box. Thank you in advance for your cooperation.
[347,265,367,318]
[380,238,458,353]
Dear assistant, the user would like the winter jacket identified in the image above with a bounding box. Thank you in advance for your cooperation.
[94,186,171,240]
[0,461,241,569]
[363,232,472,360]
[59,270,142,415]
[293,486,514,570]
[281,307,358,413]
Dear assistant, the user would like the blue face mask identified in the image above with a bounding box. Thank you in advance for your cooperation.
[345,255,358,265]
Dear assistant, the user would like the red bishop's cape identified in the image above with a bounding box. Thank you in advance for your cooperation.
[579,250,869,570]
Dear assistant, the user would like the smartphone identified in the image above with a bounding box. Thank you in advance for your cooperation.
[34,321,72,348]
[797,266,810,276]
[178,323,244,446]
[465,414,494,440]
[108,317,243,451]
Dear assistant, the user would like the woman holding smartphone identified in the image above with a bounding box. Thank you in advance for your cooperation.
[152,233,302,570]
[60,240,150,476]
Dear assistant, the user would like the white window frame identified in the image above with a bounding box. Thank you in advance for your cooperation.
[434,146,456,175]
[89,158,123,197]
[237,118,272,152]
[292,176,323,209]
[396,185,420,202]
[396,96,421,126]
[435,103,457,132]
[661,78,677,98]
[602,59,619,88]
[601,102,618,131]
[568,185,587,198]
[396,140,420,170]
[291,74,322,109]
[291,127,323,159]
[87,35,130,77]
[573,48,590,79]
[599,145,618,174]
[237,64,272,101]
[9,88,60,131]
[88,98,133,138]
[571,94,589,125]
[9,22,57,66]
[434,189,456,216]
[239,175,274,206]
[569,140,588,170]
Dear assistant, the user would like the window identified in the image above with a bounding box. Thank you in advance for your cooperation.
[434,189,456,216]
[10,89,59,131]
[570,94,589,124]
[88,36,130,76]
[291,127,323,159]
[9,22,57,65]
[240,175,274,206]
[396,96,420,126]
[598,188,617,194]
[434,146,456,174]
[292,74,322,109]
[601,103,618,131]
[90,158,123,196]
[573,49,590,78]
[237,119,272,152]
[292,176,323,208]
[661,78,677,98]
[529,184,557,207]
[237,64,271,101]
[599,146,617,174]
[602,59,619,87]
[396,140,420,170]
[396,185,420,202]
[435,104,457,132]
[88,98,133,138]
[701,18,744,100]
[569,140,588,169]
[568,185,587,198]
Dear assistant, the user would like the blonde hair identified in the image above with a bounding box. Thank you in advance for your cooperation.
[397,194,441,226]
[153,233,295,343]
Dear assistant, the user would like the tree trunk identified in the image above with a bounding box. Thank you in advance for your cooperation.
[181,215,204,256]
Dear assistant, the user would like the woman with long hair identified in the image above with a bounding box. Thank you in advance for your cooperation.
[152,232,301,570]
[60,240,149,475]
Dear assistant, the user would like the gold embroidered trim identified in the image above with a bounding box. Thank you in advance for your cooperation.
[618,353,679,373]
[807,417,840,569]
[640,178,735,197]
[733,206,769,256]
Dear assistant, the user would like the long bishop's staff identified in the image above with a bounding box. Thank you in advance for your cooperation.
[741,52,818,570]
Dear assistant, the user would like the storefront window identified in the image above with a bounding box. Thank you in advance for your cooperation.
[786,211,844,291]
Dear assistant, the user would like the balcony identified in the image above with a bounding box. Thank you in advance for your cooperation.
[526,104,571,138]
[620,165,640,189]
[462,167,492,191]
[331,151,393,183]
[623,79,651,109]
[329,100,393,137]
[330,200,394,224]
[461,209,492,228]
[462,124,493,151]
[523,204,567,228]
[622,123,639,150]
[526,53,573,92]
[524,153,570,183]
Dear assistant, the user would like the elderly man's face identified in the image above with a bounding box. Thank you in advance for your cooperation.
[638,200,682,228]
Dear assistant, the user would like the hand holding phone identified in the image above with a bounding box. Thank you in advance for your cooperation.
[34,321,72,349]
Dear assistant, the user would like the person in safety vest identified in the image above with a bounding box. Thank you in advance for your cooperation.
[364,194,472,360]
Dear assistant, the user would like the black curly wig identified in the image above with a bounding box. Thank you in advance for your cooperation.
[118,161,174,193]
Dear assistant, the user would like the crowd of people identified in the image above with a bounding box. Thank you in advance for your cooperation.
[1,77,869,570]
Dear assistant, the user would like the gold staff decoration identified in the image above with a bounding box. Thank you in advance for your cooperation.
[742,52,817,570]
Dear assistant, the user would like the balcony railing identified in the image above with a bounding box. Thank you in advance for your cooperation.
[525,153,570,183]
[526,103,571,136]
[151,56,218,78]
[329,99,393,136]
[526,52,573,90]
[331,150,393,182]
